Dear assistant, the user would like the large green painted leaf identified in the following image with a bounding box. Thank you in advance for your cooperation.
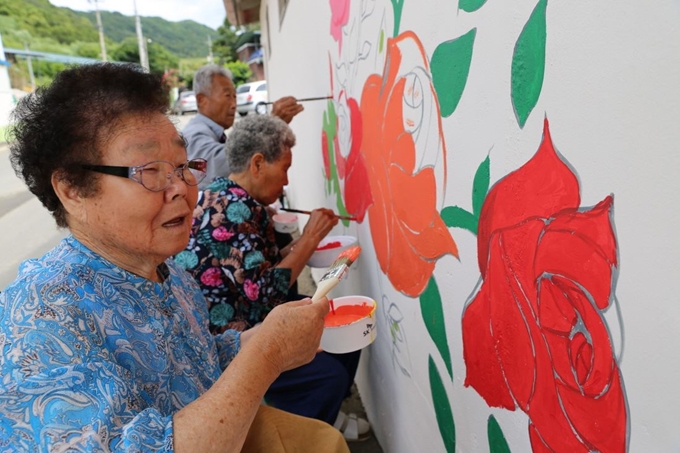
[511,0,547,128]
[420,277,453,379]
[429,356,456,453]
[431,28,476,118]
[472,155,490,216]
[441,205,477,235]
[488,415,512,453]
[459,0,488,12]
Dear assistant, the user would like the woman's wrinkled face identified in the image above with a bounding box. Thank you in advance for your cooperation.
[78,112,198,269]
[254,146,292,206]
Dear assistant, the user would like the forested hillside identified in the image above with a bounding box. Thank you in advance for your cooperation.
[80,11,218,59]
[0,0,218,58]
[0,0,253,90]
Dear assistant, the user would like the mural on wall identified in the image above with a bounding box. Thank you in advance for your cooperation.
[323,2,466,449]
[322,0,475,451]
[360,30,458,297]
[322,0,376,225]
[462,119,628,452]
[321,0,628,452]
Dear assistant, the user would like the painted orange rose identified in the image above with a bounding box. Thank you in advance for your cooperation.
[360,31,458,297]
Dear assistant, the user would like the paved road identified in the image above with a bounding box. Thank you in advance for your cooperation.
[0,113,196,289]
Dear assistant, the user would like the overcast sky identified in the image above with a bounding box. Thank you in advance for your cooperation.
[49,0,227,30]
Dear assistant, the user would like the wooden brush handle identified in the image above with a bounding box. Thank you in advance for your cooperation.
[312,277,340,303]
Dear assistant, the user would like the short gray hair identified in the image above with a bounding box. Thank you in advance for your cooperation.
[193,64,233,95]
[227,115,296,173]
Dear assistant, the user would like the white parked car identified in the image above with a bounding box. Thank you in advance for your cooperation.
[171,91,197,115]
[236,80,268,116]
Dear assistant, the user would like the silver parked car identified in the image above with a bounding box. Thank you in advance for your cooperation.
[171,91,197,115]
[236,81,268,116]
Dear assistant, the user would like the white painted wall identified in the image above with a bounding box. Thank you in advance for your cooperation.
[262,1,680,451]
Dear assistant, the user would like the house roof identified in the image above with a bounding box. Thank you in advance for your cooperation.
[4,48,101,65]
[234,31,261,50]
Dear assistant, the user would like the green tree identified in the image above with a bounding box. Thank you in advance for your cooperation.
[73,42,103,59]
[0,0,97,45]
[213,19,260,64]
[213,19,239,64]
[148,41,179,73]
[110,37,179,74]
[110,38,140,63]
[225,60,252,87]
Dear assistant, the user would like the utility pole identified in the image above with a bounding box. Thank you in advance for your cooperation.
[133,0,149,71]
[88,0,107,61]
[23,42,35,91]
[207,35,214,64]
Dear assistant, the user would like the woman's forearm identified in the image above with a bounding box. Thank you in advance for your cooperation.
[276,234,319,285]
[172,294,328,453]
[172,341,280,453]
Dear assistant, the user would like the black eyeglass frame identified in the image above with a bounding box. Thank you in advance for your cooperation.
[81,158,208,192]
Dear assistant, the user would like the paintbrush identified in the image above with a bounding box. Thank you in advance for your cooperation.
[311,246,362,303]
[264,95,333,105]
[281,207,357,222]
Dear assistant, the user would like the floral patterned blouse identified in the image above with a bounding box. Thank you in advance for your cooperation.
[0,236,240,452]
[175,177,292,333]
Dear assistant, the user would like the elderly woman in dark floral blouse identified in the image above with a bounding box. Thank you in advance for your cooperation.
[175,115,370,440]
[176,115,338,331]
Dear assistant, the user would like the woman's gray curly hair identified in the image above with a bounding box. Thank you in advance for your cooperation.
[226,115,296,173]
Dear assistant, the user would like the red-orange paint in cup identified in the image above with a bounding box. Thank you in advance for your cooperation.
[324,302,373,327]
[316,241,343,251]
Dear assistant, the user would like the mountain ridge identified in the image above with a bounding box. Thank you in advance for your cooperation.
[0,0,220,59]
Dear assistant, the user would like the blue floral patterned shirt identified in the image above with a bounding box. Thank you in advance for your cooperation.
[174,177,291,333]
[0,236,241,452]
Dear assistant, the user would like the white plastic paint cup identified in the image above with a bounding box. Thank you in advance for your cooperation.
[272,213,299,234]
[307,235,358,268]
[320,295,377,354]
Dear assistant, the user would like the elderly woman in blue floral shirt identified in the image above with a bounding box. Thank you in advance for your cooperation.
[175,115,370,439]
[0,63,347,452]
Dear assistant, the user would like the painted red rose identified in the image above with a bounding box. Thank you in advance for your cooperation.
[360,31,458,297]
[462,119,627,452]
[321,92,372,222]
[339,94,372,221]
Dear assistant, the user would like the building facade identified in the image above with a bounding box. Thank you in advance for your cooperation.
[230,1,680,451]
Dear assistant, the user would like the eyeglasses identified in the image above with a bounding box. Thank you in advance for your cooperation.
[81,159,208,192]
